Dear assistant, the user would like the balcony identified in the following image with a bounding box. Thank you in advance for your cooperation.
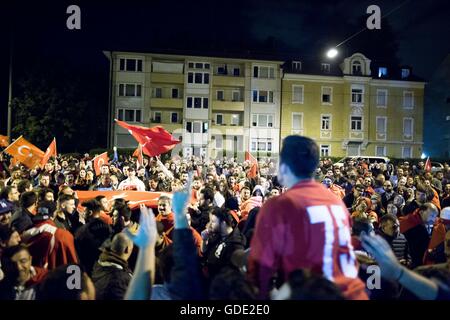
[148,122,182,132]
[151,73,184,84]
[150,98,183,109]
[212,75,245,87]
[210,125,244,135]
[212,100,245,111]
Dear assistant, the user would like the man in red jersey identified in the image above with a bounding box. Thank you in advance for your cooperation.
[248,136,368,300]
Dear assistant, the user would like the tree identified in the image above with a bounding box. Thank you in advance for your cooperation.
[11,61,104,152]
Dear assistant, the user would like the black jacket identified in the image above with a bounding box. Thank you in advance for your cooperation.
[10,207,34,233]
[402,224,430,268]
[189,205,211,234]
[203,227,246,280]
[381,191,398,210]
[91,250,132,300]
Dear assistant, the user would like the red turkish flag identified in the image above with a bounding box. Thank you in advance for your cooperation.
[425,157,432,172]
[115,119,181,157]
[3,136,45,169]
[40,138,57,169]
[245,151,259,179]
[93,152,109,176]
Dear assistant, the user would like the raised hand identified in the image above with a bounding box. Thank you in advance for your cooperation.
[125,204,157,248]
[360,232,403,281]
[172,171,193,229]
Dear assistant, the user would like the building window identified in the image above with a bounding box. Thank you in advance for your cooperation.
[402,146,412,158]
[216,90,224,101]
[188,62,194,68]
[217,66,226,75]
[376,146,386,157]
[321,87,332,104]
[251,139,273,152]
[117,108,142,123]
[232,91,240,102]
[376,117,387,134]
[321,115,331,130]
[231,114,239,125]
[188,72,209,84]
[321,63,330,73]
[119,84,142,97]
[189,62,211,70]
[378,67,388,78]
[171,112,178,123]
[401,68,410,79]
[292,85,304,104]
[403,118,413,139]
[119,58,143,72]
[172,88,179,98]
[252,114,274,127]
[216,114,223,125]
[352,61,362,75]
[215,136,223,149]
[253,90,274,103]
[187,97,208,109]
[320,145,330,157]
[253,66,275,79]
[292,61,302,71]
[292,113,303,133]
[154,87,162,98]
[403,91,414,109]
[192,122,202,133]
[351,87,363,104]
[376,89,387,107]
[202,122,208,133]
[153,111,161,123]
[351,116,362,131]
[233,68,240,76]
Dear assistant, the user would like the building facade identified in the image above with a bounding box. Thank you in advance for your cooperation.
[105,51,425,159]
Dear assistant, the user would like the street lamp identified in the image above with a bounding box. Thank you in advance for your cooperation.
[326,48,338,59]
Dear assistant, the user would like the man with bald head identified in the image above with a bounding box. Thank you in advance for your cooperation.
[91,232,134,300]
[400,203,439,267]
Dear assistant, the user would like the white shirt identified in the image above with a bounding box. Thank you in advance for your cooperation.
[214,192,225,208]
[118,177,146,191]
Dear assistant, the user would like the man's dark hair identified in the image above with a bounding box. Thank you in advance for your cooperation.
[0,225,16,243]
[280,136,319,178]
[1,244,29,275]
[58,193,75,204]
[211,207,235,228]
[82,198,102,212]
[17,180,32,194]
[19,191,37,208]
[380,214,398,226]
[95,195,106,202]
[200,187,214,203]
[0,186,15,200]
[352,217,374,236]
[36,264,90,300]
[38,188,54,202]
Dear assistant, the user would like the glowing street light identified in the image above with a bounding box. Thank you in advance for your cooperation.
[326,48,338,59]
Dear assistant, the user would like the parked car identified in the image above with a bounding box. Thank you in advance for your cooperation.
[431,162,444,173]
[333,156,390,169]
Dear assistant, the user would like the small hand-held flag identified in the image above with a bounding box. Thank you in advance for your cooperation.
[93,152,109,176]
[40,138,57,169]
[112,146,118,163]
[425,157,432,172]
[245,151,258,179]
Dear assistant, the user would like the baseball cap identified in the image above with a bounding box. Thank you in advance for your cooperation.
[0,199,14,215]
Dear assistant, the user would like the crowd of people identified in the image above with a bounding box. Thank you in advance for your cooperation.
[0,138,450,300]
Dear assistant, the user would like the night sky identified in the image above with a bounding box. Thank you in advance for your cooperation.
[1,0,449,149]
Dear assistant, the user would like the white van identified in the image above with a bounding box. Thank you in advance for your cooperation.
[333,156,390,169]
